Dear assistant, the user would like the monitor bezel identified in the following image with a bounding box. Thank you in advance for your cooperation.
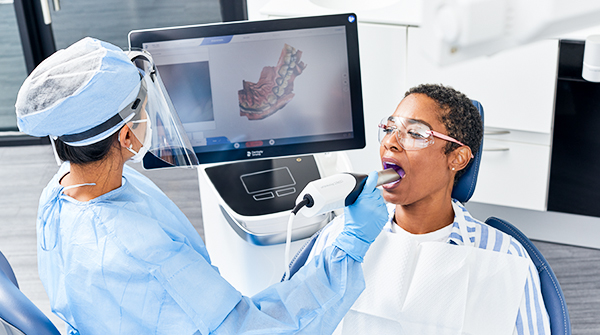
[129,13,365,165]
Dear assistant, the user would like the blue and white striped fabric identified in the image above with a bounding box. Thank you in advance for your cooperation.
[309,199,551,335]
[446,199,551,335]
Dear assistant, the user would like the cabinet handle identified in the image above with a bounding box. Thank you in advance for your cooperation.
[484,130,510,135]
[483,147,510,152]
[53,0,61,11]
[40,0,51,24]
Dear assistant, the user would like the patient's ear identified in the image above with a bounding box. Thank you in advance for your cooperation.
[448,146,472,172]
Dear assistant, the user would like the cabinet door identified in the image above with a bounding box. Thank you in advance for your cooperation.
[406,27,559,134]
[471,137,551,211]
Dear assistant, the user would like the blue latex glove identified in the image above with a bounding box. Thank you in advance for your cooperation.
[333,171,388,262]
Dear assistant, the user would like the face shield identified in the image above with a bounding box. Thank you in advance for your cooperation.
[15,37,198,168]
[126,50,199,168]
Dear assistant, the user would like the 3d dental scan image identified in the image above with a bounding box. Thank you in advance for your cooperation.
[239,43,307,120]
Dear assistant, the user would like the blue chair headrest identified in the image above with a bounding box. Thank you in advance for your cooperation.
[450,100,484,203]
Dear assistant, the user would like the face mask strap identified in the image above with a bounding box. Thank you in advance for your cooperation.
[49,136,63,166]
[126,143,138,156]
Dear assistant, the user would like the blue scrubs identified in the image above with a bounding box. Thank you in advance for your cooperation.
[37,163,365,334]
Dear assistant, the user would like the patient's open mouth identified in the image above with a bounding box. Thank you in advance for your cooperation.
[382,162,405,187]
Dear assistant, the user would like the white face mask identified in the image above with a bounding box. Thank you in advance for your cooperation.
[126,116,152,163]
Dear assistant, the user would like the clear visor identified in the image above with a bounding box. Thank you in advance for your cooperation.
[127,50,199,168]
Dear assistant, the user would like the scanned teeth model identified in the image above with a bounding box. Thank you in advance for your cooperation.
[239,44,307,120]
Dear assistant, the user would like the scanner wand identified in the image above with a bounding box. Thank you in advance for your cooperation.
[295,168,403,217]
[284,168,403,280]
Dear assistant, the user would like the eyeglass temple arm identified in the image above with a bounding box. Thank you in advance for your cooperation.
[429,130,475,159]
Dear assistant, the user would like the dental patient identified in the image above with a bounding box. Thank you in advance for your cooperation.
[308,84,550,335]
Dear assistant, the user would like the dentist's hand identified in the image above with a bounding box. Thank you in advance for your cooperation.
[333,171,389,262]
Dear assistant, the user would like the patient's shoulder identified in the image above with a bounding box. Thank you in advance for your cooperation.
[453,201,530,260]
[473,221,530,260]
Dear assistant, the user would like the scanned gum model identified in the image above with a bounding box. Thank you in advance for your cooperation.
[238,44,307,120]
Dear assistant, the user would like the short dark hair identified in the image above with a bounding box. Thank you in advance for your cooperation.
[405,84,483,180]
[54,131,120,165]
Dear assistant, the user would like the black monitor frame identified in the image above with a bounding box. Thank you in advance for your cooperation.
[129,13,365,165]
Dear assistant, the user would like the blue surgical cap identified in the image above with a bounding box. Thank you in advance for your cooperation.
[15,37,141,138]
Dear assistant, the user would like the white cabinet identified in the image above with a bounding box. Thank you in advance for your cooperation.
[471,129,552,211]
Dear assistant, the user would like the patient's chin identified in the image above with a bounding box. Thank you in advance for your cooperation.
[382,190,401,204]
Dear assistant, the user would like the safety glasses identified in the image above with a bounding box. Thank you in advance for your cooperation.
[378,116,472,157]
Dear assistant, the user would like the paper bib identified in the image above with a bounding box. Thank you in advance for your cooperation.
[334,231,530,335]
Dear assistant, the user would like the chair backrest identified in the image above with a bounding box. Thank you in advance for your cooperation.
[451,99,484,203]
[0,251,61,335]
[485,217,571,335]
[0,252,17,289]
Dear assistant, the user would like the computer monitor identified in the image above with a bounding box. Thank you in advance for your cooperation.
[129,13,364,166]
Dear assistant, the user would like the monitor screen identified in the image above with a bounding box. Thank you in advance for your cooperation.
[129,14,364,166]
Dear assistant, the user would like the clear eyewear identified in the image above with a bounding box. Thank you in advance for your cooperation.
[128,118,149,144]
[378,116,473,157]
[130,118,147,126]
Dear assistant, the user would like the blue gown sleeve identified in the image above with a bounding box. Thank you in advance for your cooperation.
[113,166,367,334]
[110,209,364,335]
[213,245,365,334]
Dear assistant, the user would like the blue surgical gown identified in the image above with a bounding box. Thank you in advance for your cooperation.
[37,163,365,335]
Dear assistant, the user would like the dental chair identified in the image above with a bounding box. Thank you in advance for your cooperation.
[0,250,60,335]
[285,100,571,335]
